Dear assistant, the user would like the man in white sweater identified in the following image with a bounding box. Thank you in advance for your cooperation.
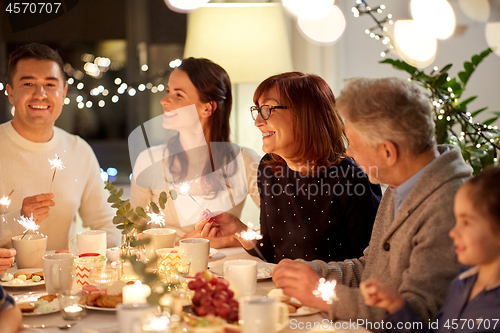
[0,43,120,251]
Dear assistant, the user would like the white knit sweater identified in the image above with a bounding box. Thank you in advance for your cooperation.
[0,121,120,251]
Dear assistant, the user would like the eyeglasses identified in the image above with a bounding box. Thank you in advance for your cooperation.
[250,105,288,121]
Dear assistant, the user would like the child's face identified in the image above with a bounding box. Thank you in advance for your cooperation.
[449,186,500,267]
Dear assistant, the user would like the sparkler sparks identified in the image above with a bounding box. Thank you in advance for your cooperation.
[0,190,14,208]
[17,215,43,240]
[174,179,204,210]
[313,278,338,304]
[146,206,166,226]
[48,154,65,192]
[48,154,65,170]
[0,196,11,207]
[237,222,262,241]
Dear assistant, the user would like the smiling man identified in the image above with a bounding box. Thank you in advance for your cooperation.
[271,77,473,332]
[0,43,119,251]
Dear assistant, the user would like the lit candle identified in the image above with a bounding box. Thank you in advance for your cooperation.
[122,280,151,304]
[62,305,84,320]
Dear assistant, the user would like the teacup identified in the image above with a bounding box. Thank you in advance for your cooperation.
[68,230,106,257]
[239,296,289,333]
[142,228,176,261]
[43,253,74,294]
[12,234,47,268]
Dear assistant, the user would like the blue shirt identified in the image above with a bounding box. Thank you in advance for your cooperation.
[391,155,440,216]
[0,285,15,312]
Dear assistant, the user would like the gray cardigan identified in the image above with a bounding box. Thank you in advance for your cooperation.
[306,145,472,331]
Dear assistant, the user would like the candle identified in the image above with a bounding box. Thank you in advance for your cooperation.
[122,280,151,304]
[61,304,85,320]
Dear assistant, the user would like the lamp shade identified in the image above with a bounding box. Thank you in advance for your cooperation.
[184,3,293,83]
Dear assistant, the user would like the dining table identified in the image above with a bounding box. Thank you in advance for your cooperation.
[5,247,372,333]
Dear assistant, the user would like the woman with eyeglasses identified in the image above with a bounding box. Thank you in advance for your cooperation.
[130,57,260,248]
[196,72,382,263]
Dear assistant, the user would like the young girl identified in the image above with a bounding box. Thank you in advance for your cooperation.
[360,166,500,332]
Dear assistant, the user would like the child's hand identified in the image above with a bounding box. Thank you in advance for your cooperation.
[360,278,405,313]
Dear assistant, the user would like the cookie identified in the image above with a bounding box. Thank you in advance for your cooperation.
[38,294,57,302]
[32,271,44,280]
[18,302,36,313]
[14,271,32,279]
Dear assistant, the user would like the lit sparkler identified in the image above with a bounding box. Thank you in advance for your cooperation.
[1,190,14,224]
[237,222,267,262]
[313,278,338,304]
[17,214,41,240]
[0,190,14,208]
[175,179,204,210]
[48,154,65,192]
[146,206,166,226]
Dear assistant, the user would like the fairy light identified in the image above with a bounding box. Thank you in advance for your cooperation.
[313,278,338,304]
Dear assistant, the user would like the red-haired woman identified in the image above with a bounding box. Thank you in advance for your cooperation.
[197,72,381,263]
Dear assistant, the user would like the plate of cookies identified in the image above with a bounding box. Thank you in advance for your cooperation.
[79,281,125,311]
[14,294,59,316]
[0,268,45,287]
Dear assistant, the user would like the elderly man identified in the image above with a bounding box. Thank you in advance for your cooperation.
[271,77,472,330]
[0,43,119,251]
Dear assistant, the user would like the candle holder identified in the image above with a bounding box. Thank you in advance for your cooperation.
[89,265,119,288]
[58,293,86,320]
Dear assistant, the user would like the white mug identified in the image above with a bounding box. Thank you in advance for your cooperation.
[68,230,107,256]
[116,303,155,333]
[42,253,75,294]
[179,238,210,275]
[142,228,176,261]
[11,234,47,268]
[224,259,257,299]
[239,296,289,333]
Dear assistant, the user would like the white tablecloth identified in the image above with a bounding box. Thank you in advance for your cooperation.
[7,247,371,333]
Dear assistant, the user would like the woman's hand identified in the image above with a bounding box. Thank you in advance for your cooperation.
[359,278,405,313]
[272,259,330,312]
[195,211,246,238]
[178,229,240,249]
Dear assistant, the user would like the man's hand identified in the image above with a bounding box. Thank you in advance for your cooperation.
[360,278,405,313]
[195,211,246,239]
[21,193,55,223]
[178,229,240,249]
[272,259,330,312]
[0,248,16,274]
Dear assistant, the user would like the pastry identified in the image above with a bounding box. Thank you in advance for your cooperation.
[39,294,57,302]
[32,271,44,280]
[14,271,32,279]
[18,302,36,313]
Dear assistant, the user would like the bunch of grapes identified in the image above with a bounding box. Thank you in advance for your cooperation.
[187,271,239,322]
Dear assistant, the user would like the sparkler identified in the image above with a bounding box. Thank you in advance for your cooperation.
[313,278,338,304]
[175,179,205,210]
[1,190,14,224]
[48,154,65,192]
[146,205,166,226]
[17,214,41,240]
[237,222,267,263]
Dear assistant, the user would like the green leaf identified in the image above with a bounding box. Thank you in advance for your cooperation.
[169,189,178,200]
[471,55,480,66]
[439,64,452,73]
[458,71,469,85]
[458,96,478,110]
[379,58,417,75]
[463,61,474,74]
[116,188,124,198]
[107,195,119,203]
[159,192,167,209]
[136,206,149,220]
[482,117,499,126]
[470,107,488,118]
[116,224,125,229]
[434,73,449,88]
[150,202,159,214]
[113,215,127,225]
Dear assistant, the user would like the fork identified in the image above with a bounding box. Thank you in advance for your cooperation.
[22,323,77,330]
